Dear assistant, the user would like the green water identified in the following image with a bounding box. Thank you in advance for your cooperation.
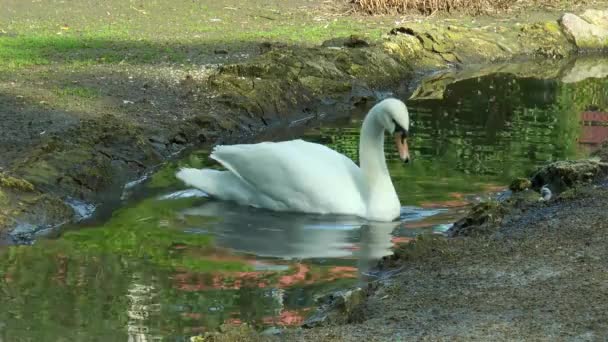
[1,65,607,340]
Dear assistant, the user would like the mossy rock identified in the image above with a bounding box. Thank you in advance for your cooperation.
[448,201,507,237]
[520,22,575,58]
[509,177,532,192]
[531,159,608,193]
[0,179,72,237]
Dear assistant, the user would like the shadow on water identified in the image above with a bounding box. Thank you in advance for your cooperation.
[1,59,608,339]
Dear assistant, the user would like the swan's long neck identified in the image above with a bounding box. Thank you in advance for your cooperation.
[359,108,398,210]
[359,109,389,182]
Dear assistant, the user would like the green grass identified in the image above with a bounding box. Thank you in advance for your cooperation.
[0,0,393,69]
[53,85,100,98]
[0,35,187,68]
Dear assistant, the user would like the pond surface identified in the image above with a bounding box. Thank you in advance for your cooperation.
[2,61,607,340]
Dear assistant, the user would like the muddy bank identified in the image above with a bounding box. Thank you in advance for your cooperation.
[2,9,608,241]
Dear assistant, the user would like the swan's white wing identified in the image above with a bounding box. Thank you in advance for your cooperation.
[210,139,366,215]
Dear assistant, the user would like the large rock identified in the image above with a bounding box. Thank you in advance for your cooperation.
[581,9,608,30]
[559,10,608,50]
[531,159,608,193]
[448,201,507,237]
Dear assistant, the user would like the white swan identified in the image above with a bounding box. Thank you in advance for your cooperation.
[176,98,411,221]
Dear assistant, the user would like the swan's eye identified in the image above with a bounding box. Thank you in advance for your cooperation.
[392,119,408,137]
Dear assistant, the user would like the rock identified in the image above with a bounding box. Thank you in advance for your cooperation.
[509,177,532,192]
[559,11,608,50]
[531,159,608,193]
[303,288,366,328]
[448,190,541,237]
[581,9,608,30]
[448,201,506,237]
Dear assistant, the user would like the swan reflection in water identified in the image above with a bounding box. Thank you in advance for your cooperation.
[178,200,444,274]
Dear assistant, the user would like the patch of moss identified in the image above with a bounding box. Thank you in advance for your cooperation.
[389,234,454,263]
[0,190,8,206]
[544,21,561,33]
[448,201,507,237]
[509,177,532,192]
[0,174,35,192]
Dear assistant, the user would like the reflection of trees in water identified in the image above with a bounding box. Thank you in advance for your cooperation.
[126,274,162,342]
[306,74,608,186]
[0,249,131,340]
[0,197,394,338]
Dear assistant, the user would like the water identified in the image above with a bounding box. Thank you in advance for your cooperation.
[1,62,607,340]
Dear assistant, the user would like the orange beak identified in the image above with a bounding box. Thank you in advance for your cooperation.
[394,133,410,163]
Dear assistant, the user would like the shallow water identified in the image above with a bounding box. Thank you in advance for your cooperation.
[1,63,607,340]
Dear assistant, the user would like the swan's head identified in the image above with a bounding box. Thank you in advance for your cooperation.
[374,98,411,163]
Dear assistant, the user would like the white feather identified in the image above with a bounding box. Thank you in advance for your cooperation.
[175,98,410,221]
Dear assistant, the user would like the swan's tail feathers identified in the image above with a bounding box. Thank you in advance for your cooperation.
[209,145,249,183]
[176,167,249,202]
[176,168,218,196]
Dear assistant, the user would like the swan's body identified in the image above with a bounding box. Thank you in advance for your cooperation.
[177,98,410,221]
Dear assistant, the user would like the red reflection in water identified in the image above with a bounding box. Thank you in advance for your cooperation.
[580,111,608,149]
[225,318,242,325]
[262,309,308,326]
[278,263,309,287]
[330,266,357,273]
[173,262,357,292]
[391,236,414,244]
